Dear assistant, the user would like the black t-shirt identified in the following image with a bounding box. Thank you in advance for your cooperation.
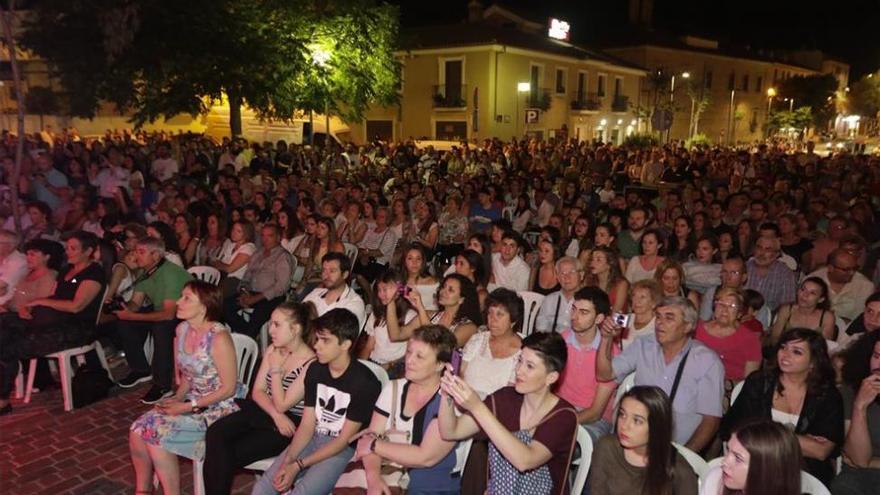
[304,359,381,438]
[51,262,106,324]
[781,237,813,268]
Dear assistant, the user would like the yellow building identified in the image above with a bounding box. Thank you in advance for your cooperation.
[352,4,647,145]
[604,36,849,143]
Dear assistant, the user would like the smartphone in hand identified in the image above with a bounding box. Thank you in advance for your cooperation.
[450,349,463,376]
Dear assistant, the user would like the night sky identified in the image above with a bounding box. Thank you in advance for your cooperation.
[392,0,880,78]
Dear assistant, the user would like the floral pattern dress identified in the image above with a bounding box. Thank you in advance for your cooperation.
[130,322,245,460]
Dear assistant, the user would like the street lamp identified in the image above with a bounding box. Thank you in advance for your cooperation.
[766,87,776,114]
[516,82,530,137]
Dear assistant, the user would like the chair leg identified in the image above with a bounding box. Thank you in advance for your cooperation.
[94,342,111,376]
[14,369,23,399]
[57,354,73,411]
[193,458,205,495]
[24,358,37,403]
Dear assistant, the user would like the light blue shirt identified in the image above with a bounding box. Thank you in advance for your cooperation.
[612,336,724,444]
[32,168,68,209]
[534,290,573,333]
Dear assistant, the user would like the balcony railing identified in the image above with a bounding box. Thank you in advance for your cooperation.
[612,95,629,112]
[526,88,552,111]
[432,84,467,108]
[571,92,601,111]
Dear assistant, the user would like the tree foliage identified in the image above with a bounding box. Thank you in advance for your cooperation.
[777,74,837,128]
[848,75,880,118]
[19,0,401,135]
[24,85,60,128]
[767,107,813,135]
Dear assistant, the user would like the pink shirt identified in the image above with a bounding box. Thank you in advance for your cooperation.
[557,329,619,422]
[694,320,762,381]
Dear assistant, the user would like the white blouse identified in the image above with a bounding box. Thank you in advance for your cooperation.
[461,329,520,399]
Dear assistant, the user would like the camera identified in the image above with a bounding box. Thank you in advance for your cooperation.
[103,297,126,313]
[396,283,412,297]
[611,312,632,328]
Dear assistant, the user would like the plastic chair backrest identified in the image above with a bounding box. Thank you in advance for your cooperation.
[231,333,259,393]
[358,359,389,388]
[570,426,593,494]
[517,290,545,337]
[800,470,831,495]
[613,372,636,414]
[187,266,222,286]
[343,242,359,266]
[673,442,710,480]
[95,286,110,326]
[451,438,473,476]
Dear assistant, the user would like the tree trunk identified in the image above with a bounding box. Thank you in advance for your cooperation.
[1,1,25,234]
[228,88,242,138]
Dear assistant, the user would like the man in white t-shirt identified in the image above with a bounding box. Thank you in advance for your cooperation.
[303,252,366,329]
[150,144,179,182]
[491,231,530,292]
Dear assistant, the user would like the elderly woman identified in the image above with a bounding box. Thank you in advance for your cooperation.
[694,287,762,384]
[346,325,461,494]
[621,279,661,349]
[130,280,244,495]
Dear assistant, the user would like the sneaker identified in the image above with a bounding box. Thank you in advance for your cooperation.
[118,372,152,389]
[140,386,172,405]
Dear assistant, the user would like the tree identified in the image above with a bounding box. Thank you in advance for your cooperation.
[20,0,401,137]
[685,81,711,138]
[778,74,837,129]
[848,75,880,118]
[1,1,25,233]
[24,85,59,129]
[767,107,813,137]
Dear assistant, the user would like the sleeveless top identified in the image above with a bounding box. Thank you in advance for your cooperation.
[532,272,561,296]
[177,322,245,425]
[783,305,827,332]
[265,356,315,417]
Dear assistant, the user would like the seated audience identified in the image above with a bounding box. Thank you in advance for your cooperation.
[694,287,762,383]
[251,309,381,495]
[439,332,578,495]
[831,330,880,495]
[302,252,366,330]
[535,256,585,334]
[721,328,844,485]
[203,302,316,495]
[769,276,837,344]
[129,281,243,495]
[701,420,802,495]
[590,386,699,495]
[597,296,724,453]
[388,273,481,348]
[358,268,417,376]
[621,279,660,348]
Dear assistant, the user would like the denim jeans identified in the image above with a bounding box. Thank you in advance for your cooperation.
[251,433,354,495]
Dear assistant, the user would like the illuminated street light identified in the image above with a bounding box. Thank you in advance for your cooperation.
[681,72,690,79]
[517,82,531,92]
[516,82,531,137]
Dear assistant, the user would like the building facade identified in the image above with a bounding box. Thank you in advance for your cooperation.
[351,4,647,145]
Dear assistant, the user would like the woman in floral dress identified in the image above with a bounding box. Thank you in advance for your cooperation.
[129,280,244,495]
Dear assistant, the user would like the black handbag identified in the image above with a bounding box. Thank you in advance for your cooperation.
[71,363,114,408]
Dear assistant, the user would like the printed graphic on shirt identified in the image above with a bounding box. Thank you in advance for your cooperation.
[315,383,351,437]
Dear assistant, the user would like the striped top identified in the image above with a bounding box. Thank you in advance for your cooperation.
[266,357,314,417]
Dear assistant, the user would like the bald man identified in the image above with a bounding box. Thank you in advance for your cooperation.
[808,248,876,322]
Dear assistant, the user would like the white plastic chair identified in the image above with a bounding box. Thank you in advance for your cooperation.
[187,265,221,285]
[258,321,270,353]
[708,458,829,495]
[673,442,709,482]
[231,333,259,394]
[415,283,440,311]
[451,438,474,477]
[24,341,111,411]
[502,206,515,221]
[569,425,593,494]
[189,333,259,495]
[613,372,636,414]
[800,470,831,495]
[517,290,545,337]
[343,242,359,267]
[730,380,745,405]
[359,358,390,388]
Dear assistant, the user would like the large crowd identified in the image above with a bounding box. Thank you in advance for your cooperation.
[0,126,878,495]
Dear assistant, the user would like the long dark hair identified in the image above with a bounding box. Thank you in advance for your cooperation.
[723,420,802,495]
[443,273,483,326]
[841,329,880,390]
[400,242,432,279]
[617,386,676,495]
[371,268,412,327]
[457,249,488,287]
[771,328,835,397]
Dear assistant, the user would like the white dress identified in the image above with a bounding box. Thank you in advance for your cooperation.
[366,310,417,364]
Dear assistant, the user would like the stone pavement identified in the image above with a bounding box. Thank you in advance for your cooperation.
[0,381,257,495]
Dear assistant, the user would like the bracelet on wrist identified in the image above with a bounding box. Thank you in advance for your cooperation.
[295,458,305,471]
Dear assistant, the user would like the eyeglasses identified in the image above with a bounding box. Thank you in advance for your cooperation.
[558,270,582,277]
[714,301,739,310]
[720,270,742,276]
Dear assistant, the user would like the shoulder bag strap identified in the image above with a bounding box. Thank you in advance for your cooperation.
[550,295,562,333]
[390,379,399,430]
[669,349,691,403]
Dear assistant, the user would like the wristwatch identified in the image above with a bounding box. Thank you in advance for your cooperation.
[190,399,200,413]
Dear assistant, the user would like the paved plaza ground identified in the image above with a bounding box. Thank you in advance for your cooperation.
[0,373,258,495]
